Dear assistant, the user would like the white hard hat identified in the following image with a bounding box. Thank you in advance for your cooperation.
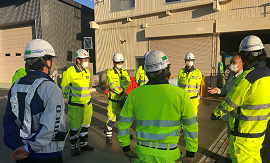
[76,49,90,59]
[239,35,264,52]
[184,52,195,60]
[145,50,170,72]
[112,53,124,62]
[144,52,149,58]
[24,39,56,58]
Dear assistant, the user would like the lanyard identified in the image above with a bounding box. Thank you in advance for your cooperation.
[187,70,194,83]
[113,67,123,80]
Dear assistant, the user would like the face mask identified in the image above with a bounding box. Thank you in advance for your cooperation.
[186,61,194,67]
[82,62,89,69]
[49,62,57,80]
[230,64,239,72]
[116,64,122,69]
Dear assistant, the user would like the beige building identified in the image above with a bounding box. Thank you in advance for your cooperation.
[91,0,270,93]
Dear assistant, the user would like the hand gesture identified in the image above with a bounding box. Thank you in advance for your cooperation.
[175,156,194,162]
[10,146,30,160]
[124,151,138,162]
[207,87,218,94]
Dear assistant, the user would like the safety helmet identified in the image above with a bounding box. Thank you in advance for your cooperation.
[145,50,170,72]
[76,49,90,59]
[239,35,264,52]
[184,52,195,60]
[112,53,124,62]
[24,39,56,58]
[144,52,149,58]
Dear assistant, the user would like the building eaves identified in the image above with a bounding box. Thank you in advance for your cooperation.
[58,0,94,14]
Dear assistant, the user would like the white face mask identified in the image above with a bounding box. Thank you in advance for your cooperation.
[82,62,89,69]
[230,64,239,72]
[116,64,122,69]
[186,61,194,67]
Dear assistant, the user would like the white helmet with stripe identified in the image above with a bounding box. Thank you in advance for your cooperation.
[112,53,124,62]
[145,50,170,72]
[239,35,264,53]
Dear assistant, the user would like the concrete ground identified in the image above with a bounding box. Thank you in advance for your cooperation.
[0,88,270,163]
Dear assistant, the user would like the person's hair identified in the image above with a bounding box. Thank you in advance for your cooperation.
[146,65,170,81]
[240,49,266,64]
[26,55,53,71]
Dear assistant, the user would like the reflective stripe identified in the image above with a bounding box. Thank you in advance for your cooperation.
[108,90,116,95]
[138,140,178,150]
[10,78,48,139]
[69,93,91,97]
[180,84,197,88]
[138,80,149,83]
[186,89,198,93]
[69,127,80,131]
[218,105,229,113]
[136,119,180,127]
[183,130,198,138]
[80,132,88,137]
[242,103,270,110]
[225,97,239,108]
[182,117,197,125]
[119,116,134,123]
[230,112,270,121]
[118,129,129,136]
[61,86,90,91]
[80,124,90,128]
[108,82,115,87]
[69,134,78,140]
[112,86,120,91]
[136,130,180,140]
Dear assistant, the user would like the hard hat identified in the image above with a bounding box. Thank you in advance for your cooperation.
[112,53,124,62]
[239,35,264,52]
[145,50,170,72]
[144,52,149,58]
[76,49,90,59]
[24,39,56,58]
[184,52,195,60]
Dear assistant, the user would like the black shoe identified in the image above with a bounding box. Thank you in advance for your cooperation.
[106,137,113,144]
[71,148,80,156]
[81,144,95,151]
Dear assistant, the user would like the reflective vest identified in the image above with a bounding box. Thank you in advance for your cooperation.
[106,67,131,101]
[213,61,270,138]
[12,67,27,85]
[178,67,202,99]
[61,64,91,106]
[118,81,198,153]
[135,65,149,86]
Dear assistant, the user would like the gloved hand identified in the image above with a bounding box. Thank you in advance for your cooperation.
[210,113,219,121]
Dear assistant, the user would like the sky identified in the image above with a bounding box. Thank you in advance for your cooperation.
[73,0,94,9]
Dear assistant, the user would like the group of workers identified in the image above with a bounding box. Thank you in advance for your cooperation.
[3,34,270,163]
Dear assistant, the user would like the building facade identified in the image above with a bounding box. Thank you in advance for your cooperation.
[91,0,270,94]
[0,0,95,85]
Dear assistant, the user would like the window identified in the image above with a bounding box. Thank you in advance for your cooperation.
[166,0,194,3]
[84,37,93,49]
[111,0,135,12]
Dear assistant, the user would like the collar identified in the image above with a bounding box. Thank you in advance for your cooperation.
[74,64,87,73]
[185,66,195,73]
[234,69,243,78]
[28,70,54,82]
[245,61,266,70]
[146,79,169,85]
[113,66,122,74]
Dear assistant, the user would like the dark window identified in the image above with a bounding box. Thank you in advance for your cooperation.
[15,53,21,56]
[166,0,194,3]
[5,53,10,56]
[111,0,135,12]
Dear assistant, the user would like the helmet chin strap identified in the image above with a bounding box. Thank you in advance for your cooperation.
[40,57,53,75]
[76,58,85,70]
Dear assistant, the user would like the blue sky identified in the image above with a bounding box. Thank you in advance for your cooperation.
[73,0,94,9]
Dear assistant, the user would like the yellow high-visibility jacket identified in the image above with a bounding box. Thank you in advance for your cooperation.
[213,61,270,139]
[61,64,91,106]
[12,67,27,85]
[178,67,202,99]
[118,80,198,154]
[106,67,130,101]
[135,65,148,86]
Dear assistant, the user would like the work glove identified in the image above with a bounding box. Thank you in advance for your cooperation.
[210,113,220,121]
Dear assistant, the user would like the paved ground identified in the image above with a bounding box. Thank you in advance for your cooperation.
[1,88,270,163]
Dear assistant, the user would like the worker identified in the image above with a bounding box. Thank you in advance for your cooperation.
[135,52,149,86]
[178,52,202,117]
[3,39,67,162]
[12,66,27,85]
[211,35,270,163]
[104,53,131,144]
[61,49,94,156]
[118,50,198,163]
[208,54,244,121]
